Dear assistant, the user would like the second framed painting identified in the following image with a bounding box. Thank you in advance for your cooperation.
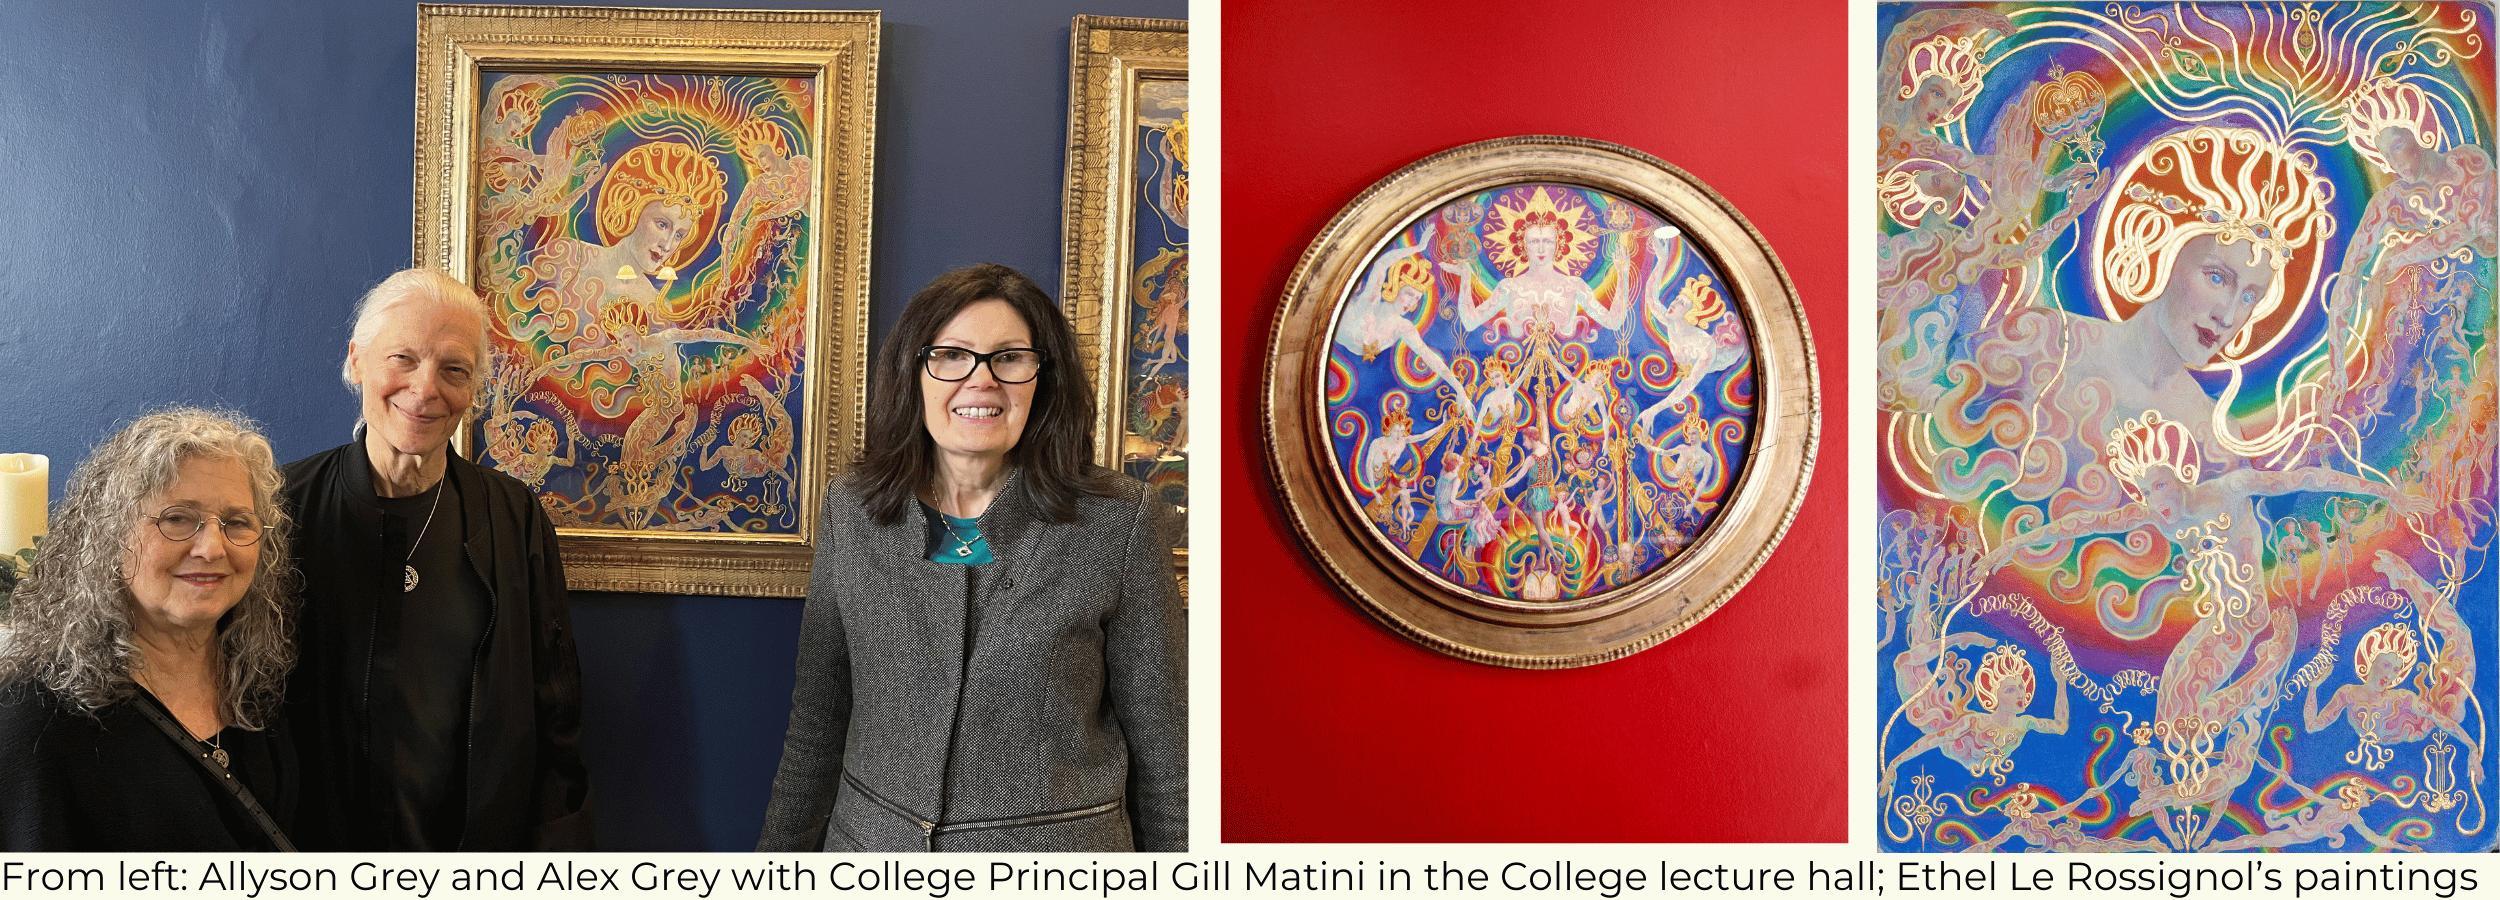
[1062,14,1190,586]
[1263,136,1819,668]
[414,4,877,597]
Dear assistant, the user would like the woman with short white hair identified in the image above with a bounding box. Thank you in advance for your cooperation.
[283,267,591,850]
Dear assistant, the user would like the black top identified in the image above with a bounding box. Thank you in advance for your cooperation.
[376,476,487,850]
[0,680,294,850]
[281,443,593,850]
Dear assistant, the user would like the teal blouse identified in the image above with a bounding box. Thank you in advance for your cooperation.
[924,506,994,565]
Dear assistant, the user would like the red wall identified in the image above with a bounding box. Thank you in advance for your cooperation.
[1222,1,1849,841]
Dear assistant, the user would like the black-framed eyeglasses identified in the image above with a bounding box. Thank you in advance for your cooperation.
[143,506,269,547]
[919,345,1046,383]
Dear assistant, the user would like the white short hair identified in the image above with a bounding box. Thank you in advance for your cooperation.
[341,268,492,394]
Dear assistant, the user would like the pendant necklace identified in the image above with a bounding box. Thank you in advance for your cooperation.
[202,732,229,770]
[939,517,979,558]
[403,477,445,593]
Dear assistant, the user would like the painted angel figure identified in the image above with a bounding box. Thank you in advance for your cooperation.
[2124,603,2303,847]
[476,76,607,251]
[521,140,731,348]
[1633,227,1747,438]
[1650,411,1721,509]
[1987,411,2409,599]
[1876,34,2113,416]
[1133,251,1188,378]
[485,411,578,492]
[1882,642,2071,797]
[701,374,796,493]
[537,318,769,527]
[1957,127,2316,461]
[1441,188,1630,340]
[1876,8,2008,182]
[2304,551,2484,780]
[1357,401,1457,500]
[2326,79,2499,362]
[1335,243,1476,421]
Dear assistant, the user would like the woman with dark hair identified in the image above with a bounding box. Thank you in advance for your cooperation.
[0,408,298,850]
[758,263,1186,852]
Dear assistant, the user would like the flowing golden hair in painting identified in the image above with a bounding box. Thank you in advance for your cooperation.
[2100,127,2333,362]
[2345,78,2446,174]
[595,140,730,269]
[734,118,792,160]
[1382,404,1414,436]
[1900,33,1988,125]
[1381,255,1434,303]
[1972,644,2035,714]
[2104,410,2200,498]
[2353,620,2419,683]
[1677,274,1727,326]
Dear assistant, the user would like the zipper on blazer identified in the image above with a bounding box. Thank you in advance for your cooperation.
[841,771,937,848]
[940,797,1125,834]
[841,772,1122,845]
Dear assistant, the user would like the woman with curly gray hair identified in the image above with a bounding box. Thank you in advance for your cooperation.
[0,408,298,850]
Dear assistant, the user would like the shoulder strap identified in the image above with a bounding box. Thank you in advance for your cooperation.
[129,696,296,852]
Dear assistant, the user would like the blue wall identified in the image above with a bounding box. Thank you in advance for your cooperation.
[0,0,1181,851]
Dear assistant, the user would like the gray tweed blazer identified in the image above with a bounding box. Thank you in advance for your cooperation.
[756,469,1187,851]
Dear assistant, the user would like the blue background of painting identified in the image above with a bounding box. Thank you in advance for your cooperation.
[1323,185,1758,601]
[1124,90,1190,513]
[0,0,1180,851]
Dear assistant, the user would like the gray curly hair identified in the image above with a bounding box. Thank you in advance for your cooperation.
[0,407,298,730]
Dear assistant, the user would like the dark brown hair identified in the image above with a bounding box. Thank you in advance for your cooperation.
[853,263,1108,524]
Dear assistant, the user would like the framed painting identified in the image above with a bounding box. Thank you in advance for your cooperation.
[1873,3,2496,850]
[415,5,877,597]
[1060,15,1189,586]
[1263,136,1818,668]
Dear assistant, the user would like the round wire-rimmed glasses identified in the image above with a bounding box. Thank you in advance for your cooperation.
[919,345,1046,383]
[143,506,270,547]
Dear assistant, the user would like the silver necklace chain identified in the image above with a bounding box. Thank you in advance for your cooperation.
[938,517,980,558]
[403,478,444,593]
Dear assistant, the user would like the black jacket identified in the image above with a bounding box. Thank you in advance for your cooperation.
[0,681,295,850]
[281,442,591,850]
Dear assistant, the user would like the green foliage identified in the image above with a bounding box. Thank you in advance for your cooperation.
[0,539,35,617]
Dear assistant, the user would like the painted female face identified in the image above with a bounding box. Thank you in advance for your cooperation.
[2150,233,2274,367]
[2135,465,2190,525]
[1909,74,1966,126]
[2378,125,2435,178]
[1525,225,1559,267]
[1996,676,2034,713]
[124,456,261,636]
[624,201,695,274]
[1395,284,1426,313]
[919,299,1041,464]
[2366,652,2409,689]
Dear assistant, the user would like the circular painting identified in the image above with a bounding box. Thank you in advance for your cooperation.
[1321,183,1757,608]
[1266,136,1817,668]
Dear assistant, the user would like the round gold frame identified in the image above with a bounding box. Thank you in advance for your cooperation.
[1262,136,1819,668]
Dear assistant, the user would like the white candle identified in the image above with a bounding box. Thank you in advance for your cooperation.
[0,454,46,556]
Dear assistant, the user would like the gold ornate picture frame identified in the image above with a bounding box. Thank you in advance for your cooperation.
[415,4,877,597]
[1060,14,1189,583]
[1263,136,1817,667]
